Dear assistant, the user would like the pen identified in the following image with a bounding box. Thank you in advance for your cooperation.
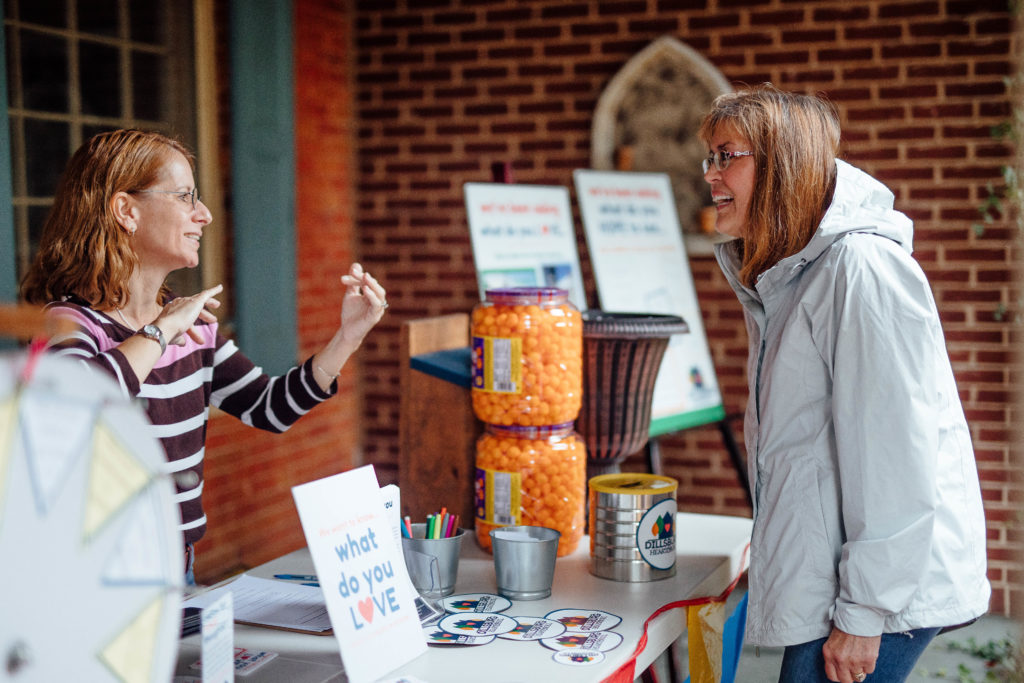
[274,574,318,581]
[302,582,320,587]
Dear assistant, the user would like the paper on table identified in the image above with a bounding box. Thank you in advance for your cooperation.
[183,574,332,634]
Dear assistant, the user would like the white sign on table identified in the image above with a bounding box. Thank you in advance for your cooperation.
[573,169,725,434]
[291,466,426,683]
[464,182,587,310]
[200,592,234,683]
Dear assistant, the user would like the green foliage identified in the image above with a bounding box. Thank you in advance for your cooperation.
[920,637,1024,682]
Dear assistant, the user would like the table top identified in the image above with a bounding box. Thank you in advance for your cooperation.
[176,512,751,683]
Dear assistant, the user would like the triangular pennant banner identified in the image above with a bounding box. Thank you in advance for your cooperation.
[20,388,94,515]
[98,595,163,683]
[83,420,151,541]
[102,484,174,586]
[0,397,18,529]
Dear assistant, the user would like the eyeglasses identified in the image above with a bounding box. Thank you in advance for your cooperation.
[702,150,753,174]
[130,188,201,210]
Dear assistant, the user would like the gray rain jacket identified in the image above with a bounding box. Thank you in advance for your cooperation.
[715,159,990,647]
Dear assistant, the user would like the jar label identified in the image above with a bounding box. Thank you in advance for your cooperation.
[636,499,677,570]
[471,335,522,393]
[475,467,521,526]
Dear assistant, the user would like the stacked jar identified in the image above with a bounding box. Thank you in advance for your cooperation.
[471,287,586,557]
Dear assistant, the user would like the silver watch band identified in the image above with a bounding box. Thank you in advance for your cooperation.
[138,323,167,354]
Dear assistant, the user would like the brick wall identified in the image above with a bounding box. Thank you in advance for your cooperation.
[352,0,1020,615]
[194,0,360,583]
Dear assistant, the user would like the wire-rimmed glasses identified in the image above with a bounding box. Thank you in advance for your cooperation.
[130,188,200,210]
[702,150,753,174]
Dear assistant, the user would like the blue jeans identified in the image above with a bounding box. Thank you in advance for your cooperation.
[779,627,941,682]
[184,543,196,586]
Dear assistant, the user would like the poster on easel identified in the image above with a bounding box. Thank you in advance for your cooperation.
[574,169,725,435]
[464,182,587,310]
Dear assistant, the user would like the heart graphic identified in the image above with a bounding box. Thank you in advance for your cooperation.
[358,597,374,623]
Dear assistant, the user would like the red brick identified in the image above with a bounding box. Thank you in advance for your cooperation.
[878,1,941,18]
[818,4,874,21]
[845,25,902,40]
[689,13,741,30]
[908,20,971,38]
[752,9,805,23]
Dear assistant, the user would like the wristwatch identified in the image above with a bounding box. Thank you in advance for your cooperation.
[137,323,167,355]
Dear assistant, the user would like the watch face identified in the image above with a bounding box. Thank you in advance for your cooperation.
[140,325,166,352]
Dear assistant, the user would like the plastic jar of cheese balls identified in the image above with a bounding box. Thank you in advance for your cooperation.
[474,422,586,556]
[470,287,582,426]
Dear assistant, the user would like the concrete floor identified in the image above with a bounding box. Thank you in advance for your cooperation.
[640,579,1022,682]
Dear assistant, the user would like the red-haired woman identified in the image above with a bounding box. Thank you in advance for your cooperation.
[21,129,387,582]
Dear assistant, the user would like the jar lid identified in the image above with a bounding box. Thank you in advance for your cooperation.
[581,310,689,339]
[485,422,575,438]
[588,473,678,496]
[484,287,568,306]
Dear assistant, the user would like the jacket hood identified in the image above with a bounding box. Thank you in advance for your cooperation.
[715,159,914,297]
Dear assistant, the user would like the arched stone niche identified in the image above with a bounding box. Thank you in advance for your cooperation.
[591,36,733,255]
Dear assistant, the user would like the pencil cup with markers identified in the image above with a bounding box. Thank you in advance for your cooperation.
[470,287,587,557]
[400,516,464,599]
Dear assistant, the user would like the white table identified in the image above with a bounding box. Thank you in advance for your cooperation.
[175,512,751,683]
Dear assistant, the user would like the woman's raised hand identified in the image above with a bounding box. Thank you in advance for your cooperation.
[338,263,387,346]
[154,284,224,346]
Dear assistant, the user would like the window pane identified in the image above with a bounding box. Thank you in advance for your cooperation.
[16,0,67,28]
[77,0,120,38]
[21,29,68,112]
[24,118,68,197]
[27,204,51,257]
[129,0,163,45]
[132,51,163,121]
[82,122,116,141]
[79,40,120,117]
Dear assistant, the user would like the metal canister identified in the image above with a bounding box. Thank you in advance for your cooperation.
[588,473,678,582]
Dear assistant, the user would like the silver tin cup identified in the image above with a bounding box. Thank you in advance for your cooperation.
[401,523,465,598]
[490,525,561,600]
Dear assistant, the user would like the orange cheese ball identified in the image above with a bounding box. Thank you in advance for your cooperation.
[474,423,586,557]
[471,291,583,426]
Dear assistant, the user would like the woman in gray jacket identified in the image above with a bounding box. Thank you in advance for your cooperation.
[701,84,990,683]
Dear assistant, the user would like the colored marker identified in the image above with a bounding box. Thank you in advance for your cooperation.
[274,574,317,581]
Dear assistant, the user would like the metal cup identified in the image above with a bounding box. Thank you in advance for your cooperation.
[401,523,465,598]
[490,525,561,601]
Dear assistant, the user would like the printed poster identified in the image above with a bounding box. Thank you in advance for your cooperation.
[291,466,426,683]
[574,169,725,434]
[464,182,587,310]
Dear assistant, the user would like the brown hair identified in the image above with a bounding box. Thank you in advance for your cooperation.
[20,129,193,308]
[699,84,840,288]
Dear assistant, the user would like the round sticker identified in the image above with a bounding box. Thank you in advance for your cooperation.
[552,649,606,666]
[636,498,677,570]
[442,593,512,613]
[422,624,495,646]
[544,608,623,632]
[497,617,567,641]
[541,630,624,652]
[438,611,518,637]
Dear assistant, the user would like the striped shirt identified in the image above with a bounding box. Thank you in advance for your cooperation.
[44,297,335,544]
